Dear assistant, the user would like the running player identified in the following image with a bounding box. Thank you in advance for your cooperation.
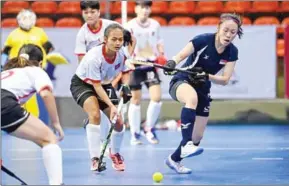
[1,44,64,185]
[70,24,132,172]
[164,13,242,174]
[125,0,166,145]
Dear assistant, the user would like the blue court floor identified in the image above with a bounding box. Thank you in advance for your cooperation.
[2,124,289,185]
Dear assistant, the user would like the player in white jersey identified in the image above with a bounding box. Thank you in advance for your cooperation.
[1,44,64,185]
[75,1,135,63]
[70,24,133,172]
[124,1,167,145]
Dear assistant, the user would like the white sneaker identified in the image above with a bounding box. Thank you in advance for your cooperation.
[145,128,159,144]
[165,155,192,174]
[130,133,142,145]
[180,141,204,158]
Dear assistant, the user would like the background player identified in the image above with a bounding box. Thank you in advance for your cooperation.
[70,24,132,172]
[125,0,166,145]
[1,44,64,185]
[1,9,56,124]
[163,13,242,174]
[75,0,135,63]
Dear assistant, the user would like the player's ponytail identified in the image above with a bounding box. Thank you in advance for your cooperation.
[3,44,43,71]
[3,55,39,71]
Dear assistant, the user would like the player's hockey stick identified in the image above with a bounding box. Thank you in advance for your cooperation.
[1,164,27,185]
[126,59,203,75]
[98,97,125,172]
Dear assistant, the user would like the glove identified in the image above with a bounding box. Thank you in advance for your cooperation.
[163,60,176,75]
[121,85,132,104]
[188,71,209,87]
[123,29,132,47]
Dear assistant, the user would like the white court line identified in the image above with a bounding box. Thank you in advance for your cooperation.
[11,157,43,161]
[252,158,284,161]
[8,147,289,152]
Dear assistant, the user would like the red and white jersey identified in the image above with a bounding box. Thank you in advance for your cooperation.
[1,67,53,104]
[75,44,129,84]
[74,19,119,56]
[125,18,163,61]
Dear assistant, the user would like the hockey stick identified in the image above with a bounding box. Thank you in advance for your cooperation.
[1,164,27,185]
[97,97,124,172]
[126,59,203,76]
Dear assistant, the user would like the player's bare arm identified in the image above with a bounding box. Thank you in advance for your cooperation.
[39,89,64,141]
[173,42,195,64]
[209,62,236,85]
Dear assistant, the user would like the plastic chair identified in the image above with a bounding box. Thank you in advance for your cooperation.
[242,17,252,25]
[111,1,135,15]
[151,2,168,14]
[194,1,223,14]
[197,17,220,25]
[36,18,55,27]
[223,1,251,13]
[31,1,58,14]
[1,18,18,28]
[278,1,289,12]
[151,16,168,26]
[250,1,279,12]
[55,18,82,27]
[167,2,195,14]
[57,2,81,14]
[169,17,195,26]
[277,39,284,57]
[278,17,289,34]
[2,1,30,14]
[254,16,280,25]
[99,1,113,14]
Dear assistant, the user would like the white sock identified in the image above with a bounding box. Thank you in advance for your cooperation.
[146,101,162,129]
[86,124,101,159]
[121,103,128,123]
[42,144,63,185]
[100,111,111,142]
[128,103,141,135]
[110,125,126,154]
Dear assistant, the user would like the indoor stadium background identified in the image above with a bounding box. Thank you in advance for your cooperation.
[1,1,289,185]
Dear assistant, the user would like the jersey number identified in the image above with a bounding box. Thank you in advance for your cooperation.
[106,89,112,98]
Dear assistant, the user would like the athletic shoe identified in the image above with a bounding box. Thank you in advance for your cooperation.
[165,155,192,174]
[181,141,204,158]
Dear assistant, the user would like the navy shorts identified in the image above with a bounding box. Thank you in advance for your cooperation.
[169,80,212,117]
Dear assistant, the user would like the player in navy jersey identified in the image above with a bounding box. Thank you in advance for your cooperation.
[163,13,243,174]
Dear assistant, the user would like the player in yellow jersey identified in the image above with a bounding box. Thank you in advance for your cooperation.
[1,9,55,121]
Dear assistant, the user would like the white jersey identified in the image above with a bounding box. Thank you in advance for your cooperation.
[125,18,163,61]
[1,67,53,104]
[75,45,130,85]
[75,19,119,55]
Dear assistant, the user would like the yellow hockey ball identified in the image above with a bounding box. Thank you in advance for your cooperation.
[153,172,163,183]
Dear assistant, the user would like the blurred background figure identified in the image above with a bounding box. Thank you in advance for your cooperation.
[1,8,68,124]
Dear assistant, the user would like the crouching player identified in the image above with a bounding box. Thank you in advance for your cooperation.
[1,44,64,185]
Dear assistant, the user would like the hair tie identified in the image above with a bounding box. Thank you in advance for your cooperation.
[19,53,29,60]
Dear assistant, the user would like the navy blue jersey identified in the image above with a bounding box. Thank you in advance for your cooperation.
[172,33,238,87]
